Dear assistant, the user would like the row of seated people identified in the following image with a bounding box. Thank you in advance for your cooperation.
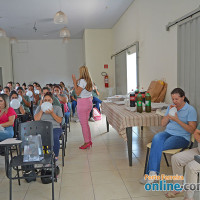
[0,81,71,162]
[2,82,71,123]
[2,80,102,122]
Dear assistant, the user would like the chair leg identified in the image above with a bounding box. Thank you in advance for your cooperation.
[9,168,12,200]
[62,136,65,167]
[15,145,21,185]
[144,147,150,175]
[63,136,65,157]
[16,166,21,185]
[65,124,67,147]
[10,148,13,159]
[52,163,55,200]
[163,153,169,167]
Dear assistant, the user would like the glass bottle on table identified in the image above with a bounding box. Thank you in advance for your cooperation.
[135,87,139,98]
[137,93,143,113]
[145,92,151,112]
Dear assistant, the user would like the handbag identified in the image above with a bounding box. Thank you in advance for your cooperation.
[147,80,167,102]
[93,108,102,121]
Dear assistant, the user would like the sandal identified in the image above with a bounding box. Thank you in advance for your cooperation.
[165,191,184,198]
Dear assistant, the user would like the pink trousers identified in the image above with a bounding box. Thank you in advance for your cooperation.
[77,97,93,143]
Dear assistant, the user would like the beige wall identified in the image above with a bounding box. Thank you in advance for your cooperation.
[0,37,13,86]
[12,39,84,87]
[112,0,200,102]
[84,29,115,99]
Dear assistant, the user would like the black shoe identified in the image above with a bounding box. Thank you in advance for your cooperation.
[55,166,60,176]
[23,170,36,183]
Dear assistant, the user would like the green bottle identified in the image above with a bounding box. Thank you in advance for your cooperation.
[145,92,151,112]
[135,88,139,98]
[137,93,143,113]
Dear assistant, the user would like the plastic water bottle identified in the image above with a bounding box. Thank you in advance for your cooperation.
[130,90,135,107]
[145,92,151,113]
[137,93,143,113]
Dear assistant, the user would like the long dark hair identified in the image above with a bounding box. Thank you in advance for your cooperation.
[171,88,189,104]
[0,94,9,117]
[9,91,18,100]
[44,92,53,100]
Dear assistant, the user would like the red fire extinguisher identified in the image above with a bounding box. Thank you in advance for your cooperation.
[101,72,109,88]
[104,74,109,88]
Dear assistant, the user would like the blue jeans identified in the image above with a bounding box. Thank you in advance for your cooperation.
[146,131,189,174]
[67,102,71,112]
[0,126,14,141]
[53,128,62,157]
[72,100,77,115]
[93,97,102,111]
[65,112,70,124]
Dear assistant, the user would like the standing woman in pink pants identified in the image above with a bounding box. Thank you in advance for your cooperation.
[72,66,93,149]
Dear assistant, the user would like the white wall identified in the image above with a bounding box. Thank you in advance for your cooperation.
[112,0,200,102]
[84,29,115,99]
[12,39,84,87]
[0,37,13,86]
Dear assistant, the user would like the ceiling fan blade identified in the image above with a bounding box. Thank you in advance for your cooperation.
[37,18,54,23]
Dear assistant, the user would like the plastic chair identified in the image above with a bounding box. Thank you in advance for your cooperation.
[0,121,56,200]
[58,104,66,166]
[30,101,34,119]
[144,134,195,175]
[61,104,67,147]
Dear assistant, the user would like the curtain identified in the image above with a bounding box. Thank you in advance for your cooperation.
[115,51,127,95]
[177,15,200,121]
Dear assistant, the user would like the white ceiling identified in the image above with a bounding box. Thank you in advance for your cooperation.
[0,0,134,40]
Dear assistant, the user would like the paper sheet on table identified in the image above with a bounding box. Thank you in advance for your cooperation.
[125,106,137,112]
[103,100,112,103]
[151,103,169,110]
[107,95,125,99]
[114,101,125,105]
[156,108,167,116]
[0,138,22,145]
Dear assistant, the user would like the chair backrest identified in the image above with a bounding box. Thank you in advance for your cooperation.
[188,134,195,149]
[60,104,66,125]
[19,120,53,151]
[30,101,34,117]
[61,104,65,116]
[13,118,20,138]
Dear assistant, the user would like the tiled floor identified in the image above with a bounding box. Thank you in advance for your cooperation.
[0,115,186,200]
